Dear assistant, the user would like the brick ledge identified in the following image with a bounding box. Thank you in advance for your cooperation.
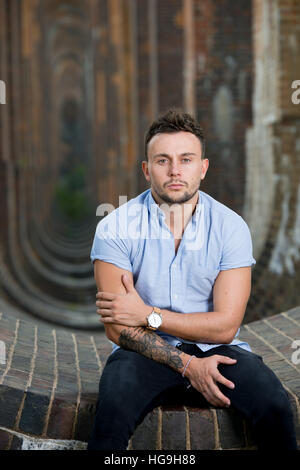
[0,307,299,450]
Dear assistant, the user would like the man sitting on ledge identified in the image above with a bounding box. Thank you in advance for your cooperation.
[87,108,297,450]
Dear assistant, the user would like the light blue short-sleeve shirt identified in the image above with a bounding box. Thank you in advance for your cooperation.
[91,189,256,353]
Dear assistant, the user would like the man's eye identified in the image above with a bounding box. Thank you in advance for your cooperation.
[182,158,191,163]
[158,159,167,164]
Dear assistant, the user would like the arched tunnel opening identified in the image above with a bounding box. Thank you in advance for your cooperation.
[0,0,300,336]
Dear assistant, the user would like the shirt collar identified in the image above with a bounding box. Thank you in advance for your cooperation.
[147,189,202,222]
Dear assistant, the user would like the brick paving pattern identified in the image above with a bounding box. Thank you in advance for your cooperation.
[0,306,299,450]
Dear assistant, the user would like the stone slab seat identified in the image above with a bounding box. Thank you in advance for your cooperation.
[0,307,299,450]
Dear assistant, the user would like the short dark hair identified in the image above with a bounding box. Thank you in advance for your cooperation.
[144,108,205,160]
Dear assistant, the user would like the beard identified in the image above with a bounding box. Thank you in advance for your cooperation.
[151,181,200,205]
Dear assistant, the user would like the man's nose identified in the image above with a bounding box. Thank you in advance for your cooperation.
[168,162,181,176]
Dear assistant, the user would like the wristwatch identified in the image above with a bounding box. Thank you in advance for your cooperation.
[146,307,162,331]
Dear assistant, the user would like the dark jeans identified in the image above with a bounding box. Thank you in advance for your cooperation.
[87,344,297,450]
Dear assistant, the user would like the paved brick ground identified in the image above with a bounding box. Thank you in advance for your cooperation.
[0,307,299,450]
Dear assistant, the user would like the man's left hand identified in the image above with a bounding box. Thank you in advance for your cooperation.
[96,274,151,327]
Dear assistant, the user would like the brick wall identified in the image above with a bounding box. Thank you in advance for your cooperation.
[194,0,253,214]
[0,1,300,441]
[0,307,299,450]
[245,0,300,321]
[0,0,256,331]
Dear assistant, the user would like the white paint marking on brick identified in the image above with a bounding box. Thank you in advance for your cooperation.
[281,311,300,328]
[90,335,102,373]
[71,333,82,439]
[211,409,221,450]
[268,175,291,275]
[13,325,38,434]
[42,329,58,437]
[126,438,132,450]
[0,319,19,385]
[0,425,87,450]
[183,0,196,116]
[148,0,159,119]
[269,180,300,276]
[26,325,38,390]
[156,407,162,450]
[0,310,5,365]
[244,324,300,375]
[183,406,191,450]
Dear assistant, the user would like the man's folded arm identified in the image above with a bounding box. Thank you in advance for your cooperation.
[158,267,252,344]
[93,259,191,374]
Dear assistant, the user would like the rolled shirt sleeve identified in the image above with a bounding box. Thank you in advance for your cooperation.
[90,213,132,272]
[219,214,256,270]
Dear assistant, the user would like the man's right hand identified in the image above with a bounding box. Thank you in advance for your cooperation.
[185,355,237,408]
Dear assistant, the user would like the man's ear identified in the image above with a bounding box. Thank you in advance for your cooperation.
[142,160,151,182]
[201,158,209,180]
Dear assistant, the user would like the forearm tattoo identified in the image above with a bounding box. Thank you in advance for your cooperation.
[119,327,184,372]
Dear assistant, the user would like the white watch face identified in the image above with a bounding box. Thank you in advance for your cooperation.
[149,312,161,328]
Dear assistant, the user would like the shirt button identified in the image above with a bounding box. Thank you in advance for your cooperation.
[174,294,178,299]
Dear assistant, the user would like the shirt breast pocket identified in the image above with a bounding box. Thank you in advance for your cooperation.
[187,266,219,302]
